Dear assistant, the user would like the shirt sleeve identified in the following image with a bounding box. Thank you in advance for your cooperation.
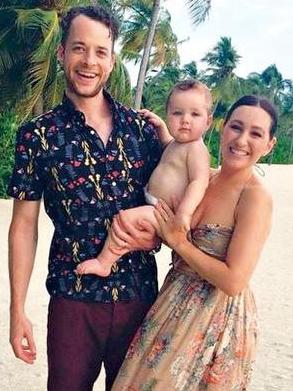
[7,122,44,200]
[140,119,163,183]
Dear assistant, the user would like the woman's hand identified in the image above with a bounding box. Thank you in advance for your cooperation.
[154,200,188,249]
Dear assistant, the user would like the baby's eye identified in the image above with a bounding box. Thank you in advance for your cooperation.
[191,112,200,117]
[172,111,182,115]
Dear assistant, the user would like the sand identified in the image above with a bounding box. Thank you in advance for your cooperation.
[1,164,293,390]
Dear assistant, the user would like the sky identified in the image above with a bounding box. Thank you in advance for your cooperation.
[128,0,293,85]
[165,0,293,78]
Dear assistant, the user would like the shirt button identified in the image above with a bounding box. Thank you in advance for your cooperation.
[112,181,116,186]
[90,130,95,135]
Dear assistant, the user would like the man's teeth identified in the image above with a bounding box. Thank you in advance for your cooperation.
[230,147,248,156]
[78,71,97,78]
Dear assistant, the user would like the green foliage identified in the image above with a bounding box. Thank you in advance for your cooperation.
[0,111,18,198]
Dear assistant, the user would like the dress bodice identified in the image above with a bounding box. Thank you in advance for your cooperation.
[172,224,234,272]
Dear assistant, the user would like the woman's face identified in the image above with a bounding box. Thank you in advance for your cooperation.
[221,105,276,169]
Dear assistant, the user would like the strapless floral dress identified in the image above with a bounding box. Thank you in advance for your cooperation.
[112,224,257,391]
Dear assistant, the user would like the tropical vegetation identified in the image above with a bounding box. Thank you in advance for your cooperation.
[0,0,292,198]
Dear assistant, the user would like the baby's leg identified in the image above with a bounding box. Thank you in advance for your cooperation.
[75,206,158,277]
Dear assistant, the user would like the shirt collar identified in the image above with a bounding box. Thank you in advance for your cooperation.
[60,89,121,123]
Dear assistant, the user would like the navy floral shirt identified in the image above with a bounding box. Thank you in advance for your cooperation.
[8,91,162,303]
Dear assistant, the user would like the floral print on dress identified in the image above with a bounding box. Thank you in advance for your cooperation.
[112,224,258,390]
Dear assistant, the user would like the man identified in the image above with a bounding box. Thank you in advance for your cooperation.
[8,6,162,391]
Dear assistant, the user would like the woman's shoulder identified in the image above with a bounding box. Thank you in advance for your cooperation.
[239,175,273,214]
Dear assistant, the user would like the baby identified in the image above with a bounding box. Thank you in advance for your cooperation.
[76,79,213,276]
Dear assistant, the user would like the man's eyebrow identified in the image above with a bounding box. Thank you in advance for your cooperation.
[71,40,85,46]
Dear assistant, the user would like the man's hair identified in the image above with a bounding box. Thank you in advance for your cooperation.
[166,79,213,114]
[60,6,120,50]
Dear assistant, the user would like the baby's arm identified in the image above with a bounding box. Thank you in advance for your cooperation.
[175,140,210,231]
[139,109,173,146]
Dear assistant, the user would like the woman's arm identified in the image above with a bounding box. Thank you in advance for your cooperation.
[155,186,272,296]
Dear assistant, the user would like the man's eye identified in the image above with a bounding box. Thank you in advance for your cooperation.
[73,46,84,52]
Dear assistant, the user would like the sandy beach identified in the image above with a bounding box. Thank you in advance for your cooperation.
[1,164,293,391]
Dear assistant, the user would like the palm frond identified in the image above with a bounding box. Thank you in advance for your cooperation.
[185,0,211,26]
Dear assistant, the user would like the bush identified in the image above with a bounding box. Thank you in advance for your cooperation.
[0,111,18,198]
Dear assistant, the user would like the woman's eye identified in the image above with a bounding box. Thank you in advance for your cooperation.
[230,125,242,131]
[252,132,262,138]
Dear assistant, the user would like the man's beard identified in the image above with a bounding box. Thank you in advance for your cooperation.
[65,65,107,98]
[66,77,106,98]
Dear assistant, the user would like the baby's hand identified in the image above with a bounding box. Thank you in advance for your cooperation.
[138,109,172,145]
[173,212,192,233]
[138,109,165,129]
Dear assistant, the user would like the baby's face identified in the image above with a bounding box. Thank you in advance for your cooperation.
[167,89,212,143]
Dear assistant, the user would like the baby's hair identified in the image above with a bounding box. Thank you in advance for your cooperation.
[166,79,213,114]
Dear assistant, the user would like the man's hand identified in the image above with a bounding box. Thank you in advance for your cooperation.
[111,210,159,252]
[10,311,36,364]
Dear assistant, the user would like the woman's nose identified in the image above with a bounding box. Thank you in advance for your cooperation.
[235,131,248,146]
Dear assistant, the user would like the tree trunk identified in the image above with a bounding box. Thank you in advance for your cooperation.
[134,0,161,110]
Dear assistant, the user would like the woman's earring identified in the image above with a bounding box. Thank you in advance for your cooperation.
[254,164,265,177]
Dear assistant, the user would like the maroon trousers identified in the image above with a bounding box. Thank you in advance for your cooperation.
[47,296,152,391]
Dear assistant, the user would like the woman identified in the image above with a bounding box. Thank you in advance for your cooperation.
[111,95,277,391]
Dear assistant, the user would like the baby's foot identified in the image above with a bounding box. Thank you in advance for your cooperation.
[75,258,112,277]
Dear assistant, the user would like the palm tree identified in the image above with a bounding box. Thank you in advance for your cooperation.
[201,36,241,165]
[247,64,292,104]
[132,0,212,109]
[201,36,241,88]
[0,0,130,120]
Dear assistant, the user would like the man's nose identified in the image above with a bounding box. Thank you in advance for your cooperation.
[83,49,97,66]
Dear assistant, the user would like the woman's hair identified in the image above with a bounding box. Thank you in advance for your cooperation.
[224,95,278,138]
[166,79,213,114]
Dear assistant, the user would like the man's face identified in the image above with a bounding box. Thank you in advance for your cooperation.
[58,15,115,98]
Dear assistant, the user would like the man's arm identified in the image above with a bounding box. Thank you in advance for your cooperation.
[9,199,41,364]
